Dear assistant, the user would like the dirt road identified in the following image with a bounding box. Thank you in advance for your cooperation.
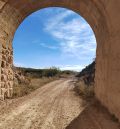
[0,79,119,129]
[0,79,84,129]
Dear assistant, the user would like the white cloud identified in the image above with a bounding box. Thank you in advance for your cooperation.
[14,62,84,72]
[14,62,25,67]
[26,8,96,71]
[59,65,85,72]
[39,43,59,50]
[32,40,59,50]
[44,9,96,60]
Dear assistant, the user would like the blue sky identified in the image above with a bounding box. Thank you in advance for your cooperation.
[13,7,96,71]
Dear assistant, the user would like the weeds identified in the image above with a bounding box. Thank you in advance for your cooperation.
[13,77,58,98]
[74,80,94,100]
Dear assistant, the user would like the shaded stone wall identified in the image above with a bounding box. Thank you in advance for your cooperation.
[0,0,120,121]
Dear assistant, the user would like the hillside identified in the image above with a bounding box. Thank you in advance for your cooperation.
[74,61,95,99]
[76,61,95,86]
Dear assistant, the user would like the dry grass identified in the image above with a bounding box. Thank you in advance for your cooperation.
[13,77,58,98]
[74,79,94,100]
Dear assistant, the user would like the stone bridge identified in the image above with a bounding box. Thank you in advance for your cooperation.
[0,0,120,121]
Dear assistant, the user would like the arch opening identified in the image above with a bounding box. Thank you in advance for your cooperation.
[12,7,96,98]
[13,7,96,70]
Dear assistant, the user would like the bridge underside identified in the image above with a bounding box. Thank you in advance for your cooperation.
[0,0,120,121]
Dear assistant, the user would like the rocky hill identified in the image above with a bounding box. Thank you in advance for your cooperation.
[13,67,30,85]
[76,61,95,86]
[74,61,95,99]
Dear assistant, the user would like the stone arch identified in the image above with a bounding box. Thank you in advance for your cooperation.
[0,0,120,121]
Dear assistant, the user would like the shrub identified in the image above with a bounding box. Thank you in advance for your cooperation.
[74,80,94,99]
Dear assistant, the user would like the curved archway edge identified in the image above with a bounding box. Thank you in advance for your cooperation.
[0,0,120,121]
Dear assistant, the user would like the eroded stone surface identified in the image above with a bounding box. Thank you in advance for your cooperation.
[0,0,120,121]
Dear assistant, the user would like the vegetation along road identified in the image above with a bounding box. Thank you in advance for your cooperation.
[0,79,83,129]
[0,78,119,129]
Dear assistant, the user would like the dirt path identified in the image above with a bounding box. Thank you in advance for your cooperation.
[0,79,84,129]
[0,79,119,129]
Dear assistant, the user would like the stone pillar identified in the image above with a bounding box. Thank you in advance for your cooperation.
[0,38,13,100]
[0,43,2,100]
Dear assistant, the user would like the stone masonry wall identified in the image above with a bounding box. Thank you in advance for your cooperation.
[0,43,13,100]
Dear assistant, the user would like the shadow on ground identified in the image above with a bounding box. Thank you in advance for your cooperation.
[65,100,120,129]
